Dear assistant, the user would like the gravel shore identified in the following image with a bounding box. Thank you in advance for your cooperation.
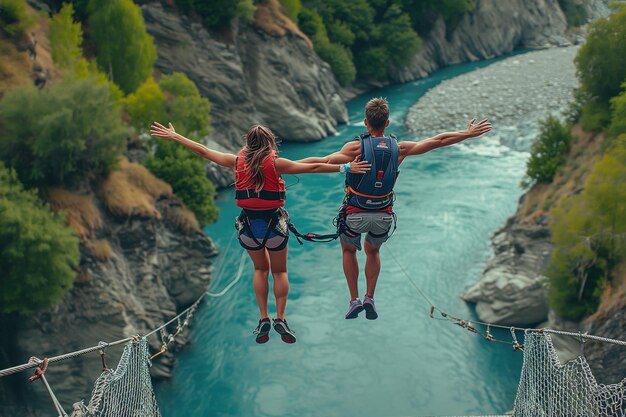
[405,47,579,151]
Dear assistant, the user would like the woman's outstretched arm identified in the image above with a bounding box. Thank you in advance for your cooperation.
[275,156,370,175]
[150,122,237,170]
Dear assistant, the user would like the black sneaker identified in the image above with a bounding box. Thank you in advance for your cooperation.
[253,318,271,344]
[273,318,296,344]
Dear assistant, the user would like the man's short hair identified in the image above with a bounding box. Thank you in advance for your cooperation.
[365,97,389,130]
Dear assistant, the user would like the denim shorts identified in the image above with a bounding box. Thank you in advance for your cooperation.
[340,211,394,251]
[236,209,289,251]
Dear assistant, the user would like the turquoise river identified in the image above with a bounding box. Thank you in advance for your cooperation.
[157,56,531,417]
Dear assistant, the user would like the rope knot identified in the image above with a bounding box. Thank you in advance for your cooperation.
[28,357,48,382]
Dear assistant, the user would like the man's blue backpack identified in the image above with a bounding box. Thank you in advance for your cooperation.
[345,133,399,210]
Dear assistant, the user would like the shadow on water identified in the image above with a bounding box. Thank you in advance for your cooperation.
[156,54,532,417]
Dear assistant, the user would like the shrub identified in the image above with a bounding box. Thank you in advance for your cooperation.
[49,3,83,71]
[124,78,167,132]
[315,41,356,87]
[0,163,80,315]
[145,142,219,225]
[523,115,573,186]
[558,0,587,27]
[280,0,301,22]
[609,83,626,138]
[177,0,256,30]
[0,0,34,37]
[547,143,626,319]
[159,73,211,137]
[0,77,128,187]
[88,0,157,94]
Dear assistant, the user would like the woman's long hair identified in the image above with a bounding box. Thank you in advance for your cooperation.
[240,125,278,192]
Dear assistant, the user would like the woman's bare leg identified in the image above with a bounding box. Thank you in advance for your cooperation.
[268,246,289,320]
[247,249,270,319]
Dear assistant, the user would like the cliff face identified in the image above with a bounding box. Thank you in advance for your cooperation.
[0,162,217,415]
[392,0,608,83]
[141,2,347,145]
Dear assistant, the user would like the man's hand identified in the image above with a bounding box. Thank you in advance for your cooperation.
[349,156,371,174]
[150,122,180,140]
[465,118,492,138]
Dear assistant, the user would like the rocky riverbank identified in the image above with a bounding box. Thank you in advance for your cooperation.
[406,46,579,150]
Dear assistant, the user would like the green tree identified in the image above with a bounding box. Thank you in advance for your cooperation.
[88,0,157,94]
[0,163,79,315]
[380,4,421,66]
[49,3,83,71]
[575,6,626,129]
[355,46,389,80]
[0,78,127,187]
[523,115,572,186]
[547,143,626,319]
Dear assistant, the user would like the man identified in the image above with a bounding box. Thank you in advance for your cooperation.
[299,97,492,320]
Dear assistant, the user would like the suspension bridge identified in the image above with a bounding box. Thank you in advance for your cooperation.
[0,247,624,417]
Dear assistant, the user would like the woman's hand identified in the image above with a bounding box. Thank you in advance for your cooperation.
[465,118,492,137]
[150,122,180,140]
[349,156,371,174]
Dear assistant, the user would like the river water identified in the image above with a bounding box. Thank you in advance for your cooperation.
[157,57,531,417]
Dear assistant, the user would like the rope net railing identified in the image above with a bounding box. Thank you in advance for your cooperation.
[513,331,626,417]
[70,338,161,417]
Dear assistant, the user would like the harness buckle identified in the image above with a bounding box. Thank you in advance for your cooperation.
[374,181,383,188]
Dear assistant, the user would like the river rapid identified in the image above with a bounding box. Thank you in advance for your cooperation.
[156,48,577,417]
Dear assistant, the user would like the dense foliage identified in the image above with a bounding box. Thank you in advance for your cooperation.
[0,163,80,315]
[299,0,422,84]
[547,143,626,319]
[126,73,218,225]
[88,0,157,94]
[523,115,572,186]
[543,6,626,319]
[0,78,127,187]
[574,6,626,130]
[174,0,255,30]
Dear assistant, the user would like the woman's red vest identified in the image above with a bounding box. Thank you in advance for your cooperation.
[235,150,286,210]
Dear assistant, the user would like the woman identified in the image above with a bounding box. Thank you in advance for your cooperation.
[150,122,370,344]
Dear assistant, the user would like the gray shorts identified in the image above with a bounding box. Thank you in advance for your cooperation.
[340,211,394,251]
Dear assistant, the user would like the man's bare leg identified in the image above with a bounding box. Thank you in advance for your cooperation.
[364,240,381,297]
[341,241,359,300]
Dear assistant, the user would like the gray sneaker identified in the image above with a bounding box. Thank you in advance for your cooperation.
[363,296,378,320]
[273,318,296,344]
[345,298,364,319]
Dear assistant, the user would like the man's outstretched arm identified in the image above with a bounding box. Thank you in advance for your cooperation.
[297,140,360,164]
[399,118,492,159]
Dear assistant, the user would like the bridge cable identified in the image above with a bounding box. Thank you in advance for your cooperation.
[386,246,626,348]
